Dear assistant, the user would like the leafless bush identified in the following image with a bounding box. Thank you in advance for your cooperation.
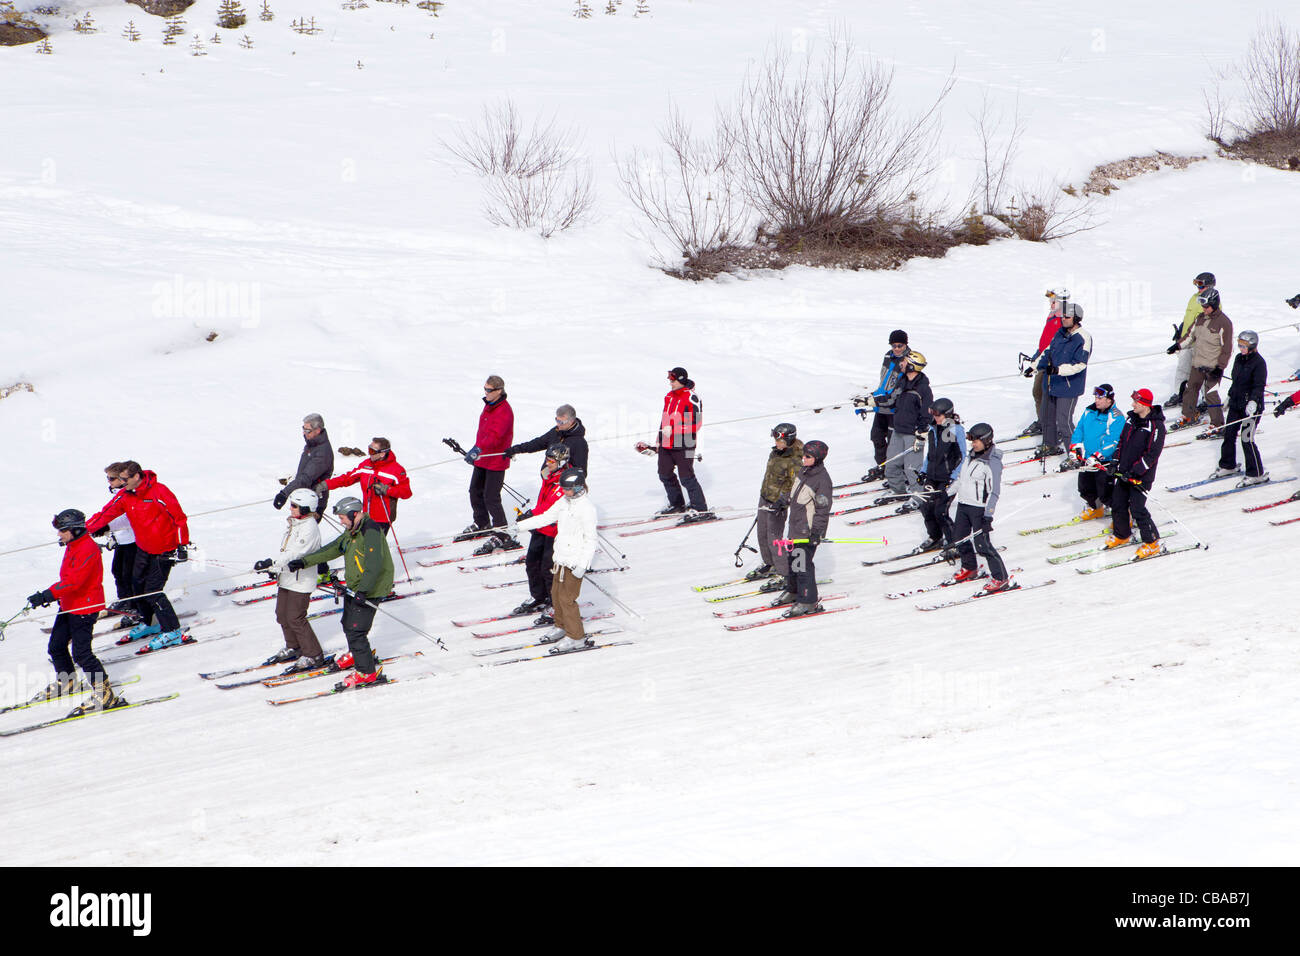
[617,107,749,273]
[447,100,595,237]
[971,88,1024,216]
[1003,182,1098,242]
[1239,19,1300,135]
[481,163,595,238]
[721,31,952,244]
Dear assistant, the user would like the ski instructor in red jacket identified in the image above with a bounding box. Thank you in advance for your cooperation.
[654,367,713,522]
[85,461,190,650]
[458,374,516,549]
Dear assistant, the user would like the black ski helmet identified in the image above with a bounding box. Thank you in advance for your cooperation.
[1194,272,1216,289]
[967,422,994,445]
[544,441,571,464]
[332,496,364,518]
[559,467,587,496]
[1198,288,1221,310]
[1093,383,1115,400]
[802,439,829,462]
[771,422,798,442]
[52,509,86,534]
[929,397,954,418]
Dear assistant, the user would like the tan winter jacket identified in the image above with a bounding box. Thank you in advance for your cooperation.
[1182,308,1233,371]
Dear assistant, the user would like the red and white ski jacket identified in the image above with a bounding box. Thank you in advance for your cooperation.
[49,533,105,616]
[659,387,702,450]
[528,470,565,539]
[326,452,412,524]
[86,471,190,556]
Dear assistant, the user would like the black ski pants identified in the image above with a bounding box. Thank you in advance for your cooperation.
[919,483,954,545]
[783,542,820,605]
[1219,406,1264,477]
[658,447,707,511]
[1078,470,1115,510]
[870,412,892,466]
[954,503,1007,580]
[340,593,379,674]
[1110,480,1159,544]
[110,542,137,604]
[132,550,180,632]
[525,532,555,605]
[47,612,107,687]
[469,466,507,531]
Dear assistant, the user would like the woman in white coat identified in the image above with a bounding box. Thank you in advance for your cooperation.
[253,488,328,670]
[516,468,598,654]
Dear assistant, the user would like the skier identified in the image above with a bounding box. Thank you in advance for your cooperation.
[102,462,137,615]
[85,461,190,651]
[1018,290,1066,437]
[252,488,329,672]
[287,496,394,688]
[950,422,1012,593]
[650,366,713,522]
[510,442,570,617]
[457,375,516,547]
[917,398,966,551]
[26,510,124,716]
[1176,288,1232,430]
[772,439,832,617]
[274,413,333,518]
[320,436,411,536]
[1067,383,1125,520]
[516,467,599,654]
[749,423,804,583]
[505,404,589,474]
[1103,388,1167,559]
[881,350,932,512]
[853,330,910,482]
[1036,301,1090,458]
[1210,330,1269,487]
[1164,273,1215,408]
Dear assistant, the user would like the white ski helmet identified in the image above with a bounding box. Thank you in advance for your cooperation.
[288,488,319,511]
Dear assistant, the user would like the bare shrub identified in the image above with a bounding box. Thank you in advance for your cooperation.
[617,107,749,275]
[971,89,1024,216]
[1003,182,1098,242]
[447,100,595,237]
[1240,19,1300,136]
[721,31,952,244]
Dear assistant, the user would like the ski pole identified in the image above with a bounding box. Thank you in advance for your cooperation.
[378,496,413,584]
[1136,486,1208,549]
[579,569,643,621]
[774,537,887,554]
[732,515,760,567]
[314,581,447,651]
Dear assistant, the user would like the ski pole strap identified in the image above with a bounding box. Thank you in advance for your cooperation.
[441,437,466,456]
[0,606,31,640]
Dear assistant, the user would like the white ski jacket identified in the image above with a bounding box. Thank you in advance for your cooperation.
[517,493,597,577]
[271,516,323,593]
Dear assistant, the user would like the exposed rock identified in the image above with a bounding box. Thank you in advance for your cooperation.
[126,0,197,17]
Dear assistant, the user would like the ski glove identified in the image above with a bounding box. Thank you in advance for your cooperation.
[286,559,306,573]
[372,481,390,497]
[172,546,188,564]
[852,395,876,409]
[1069,443,1085,462]
[273,489,289,510]
[1166,343,1180,355]
[1023,366,1034,378]
[27,589,54,608]
[980,516,994,535]
[854,408,870,419]
[253,558,274,572]
[313,481,329,497]
[912,431,927,453]
[1043,363,1059,375]
[806,532,822,546]
[464,446,482,465]
[1275,397,1295,417]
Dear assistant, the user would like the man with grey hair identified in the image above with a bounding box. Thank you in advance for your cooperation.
[274,413,334,518]
[505,404,589,474]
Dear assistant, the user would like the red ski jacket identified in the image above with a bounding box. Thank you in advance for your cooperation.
[659,387,702,449]
[86,471,190,556]
[474,396,514,472]
[50,533,105,616]
[529,470,565,539]
[326,452,412,524]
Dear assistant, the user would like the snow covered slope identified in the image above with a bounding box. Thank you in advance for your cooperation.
[1,0,1297,865]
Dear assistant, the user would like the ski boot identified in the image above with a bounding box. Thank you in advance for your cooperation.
[894,497,921,515]
[1103,535,1131,549]
[548,635,594,655]
[679,509,718,524]
[980,576,1015,595]
[915,538,942,554]
[453,524,491,543]
[782,602,824,618]
[1134,540,1163,560]
[511,599,545,616]
[757,578,786,593]
[744,564,774,582]
[145,629,186,651]
[283,654,327,674]
[335,651,355,670]
[654,504,687,517]
[860,465,886,483]
[1079,506,1105,521]
[66,681,126,718]
[125,621,161,642]
[35,676,83,702]
[1208,466,1240,479]
[537,628,567,645]
[336,667,386,691]
[263,646,300,666]
[1237,473,1270,487]
[533,611,555,626]
[1021,421,1043,438]
[769,590,796,607]
[950,567,979,584]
